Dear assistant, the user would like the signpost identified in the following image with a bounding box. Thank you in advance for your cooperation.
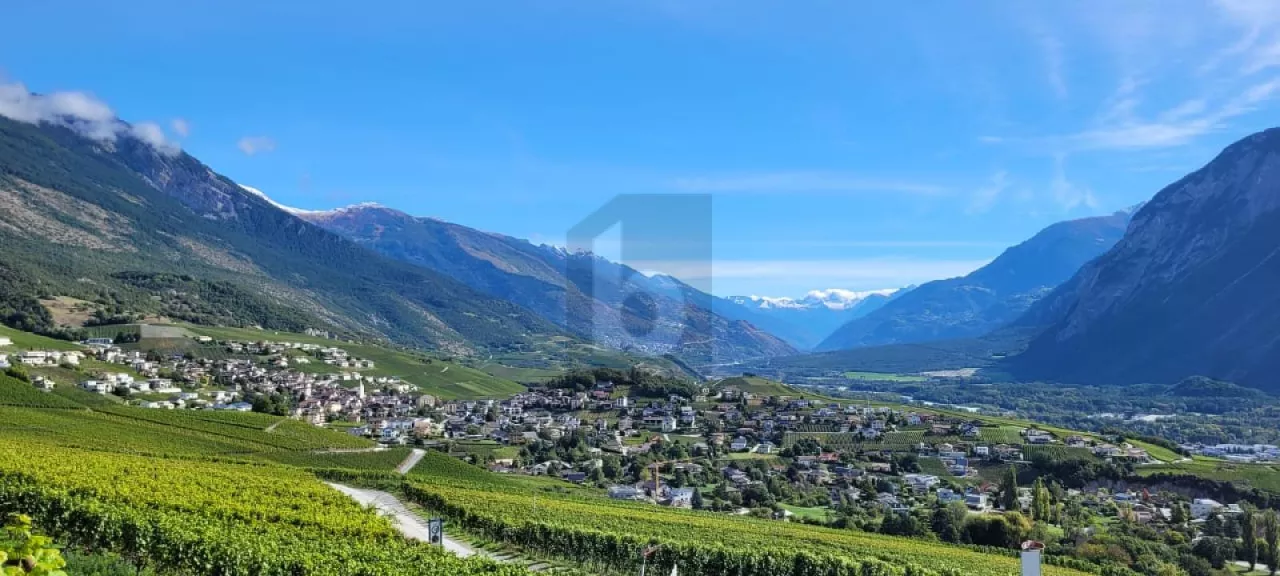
[427,517,444,546]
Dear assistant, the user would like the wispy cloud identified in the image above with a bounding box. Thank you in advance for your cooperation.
[1038,33,1067,99]
[1049,154,1097,211]
[967,170,1010,214]
[670,171,947,195]
[1067,77,1280,150]
[0,80,180,155]
[171,118,190,138]
[237,135,277,156]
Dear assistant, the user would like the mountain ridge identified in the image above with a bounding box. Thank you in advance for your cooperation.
[295,202,797,364]
[1009,127,1280,391]
[815,209,1134,352]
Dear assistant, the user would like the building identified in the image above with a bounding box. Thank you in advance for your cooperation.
[608,485,643,500]
[668,487,695,508]
[904,474,940,492]
[0,337,12,347]
[1191,498,1224,519]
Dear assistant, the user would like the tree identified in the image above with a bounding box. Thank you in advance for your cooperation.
[1031,477,1051,522]
[999,465,1019,512]
[1243,508,1258,571]
[931,501,965,543]
[1265,509,1279,576]
[691,488,704,510]
[3,366,30,383]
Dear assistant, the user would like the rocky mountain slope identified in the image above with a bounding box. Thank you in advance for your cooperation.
[815,210,1133,351]
[298,205,796,364]
[1011,128,1280,390]
[0,113,559,354]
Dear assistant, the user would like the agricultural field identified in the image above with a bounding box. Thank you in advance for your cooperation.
[843,371,929,383]
[717,375,841,400]
[1136,459,1280,492]
[388,452,1094,576]
[257,447,415,470]
[0,443,525,576]
[0,324,82,350]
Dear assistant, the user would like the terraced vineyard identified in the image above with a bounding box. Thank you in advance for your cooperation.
[0,443,527,575]
[388,452,1097,576]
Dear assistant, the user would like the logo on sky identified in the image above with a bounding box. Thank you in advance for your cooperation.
[567,194,714,361]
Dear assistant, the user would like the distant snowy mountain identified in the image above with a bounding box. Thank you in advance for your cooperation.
[724,288,904,351]
[731,288,900,311]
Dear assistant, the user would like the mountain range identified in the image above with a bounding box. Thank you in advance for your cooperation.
[295,204,795,364]
[726,289,901,350]
[814,209,1134,351]
[1010,128,1280,391]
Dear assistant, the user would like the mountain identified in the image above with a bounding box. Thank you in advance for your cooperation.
[1010,128,1280,390]
[725,289,901,350]
[296,204,796,364]
[815,210,1133,351]
[0,112,560,355]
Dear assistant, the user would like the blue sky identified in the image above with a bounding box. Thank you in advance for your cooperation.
[4,0,1280,296]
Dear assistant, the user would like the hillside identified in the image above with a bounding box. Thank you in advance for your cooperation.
[299,204,795,364]
[1011,128,1280,390]
[0,113,561,356]
[816,211,1131,351]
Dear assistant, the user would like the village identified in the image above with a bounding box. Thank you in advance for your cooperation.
[2,335,1257,541]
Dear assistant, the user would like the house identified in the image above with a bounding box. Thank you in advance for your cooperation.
[661,416,678,433]
[608,485,644,500]
[668,487,695,508]
[758,441,777,454]
[0,337,12,347]
[965,493,988,510]
[730,436,749,451]
[904,474,940,492]
[1191,498,1224,519]
[937,488,963,503]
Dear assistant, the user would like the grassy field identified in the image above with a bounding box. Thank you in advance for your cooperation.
[843,371,929,382]
[0,324,83,350]
[716,375,841,401]
[1136,459,1280,492]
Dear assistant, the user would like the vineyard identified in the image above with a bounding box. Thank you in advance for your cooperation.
[0,443,529,575]
[342,452,1100,576]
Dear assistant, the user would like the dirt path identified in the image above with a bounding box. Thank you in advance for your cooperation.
[326,483,478,558]
[396,448,426,474]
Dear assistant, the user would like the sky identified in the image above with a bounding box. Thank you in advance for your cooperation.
[3,0,1280,297]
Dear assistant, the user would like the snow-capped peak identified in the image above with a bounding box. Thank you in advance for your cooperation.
[730,288,899,311]
[801,288,898,310]
[237,184,382,216]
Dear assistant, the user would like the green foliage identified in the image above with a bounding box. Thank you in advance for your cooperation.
[546,366,700,398]
[0,444,527,576]
[0,376,82,409]
[345,452,1096,576]
[0,514,67,576]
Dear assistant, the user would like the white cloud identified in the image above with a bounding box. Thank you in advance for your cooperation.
[237,136,277,156]
[171,118,190,137]
[1049,155,1097,211]
[0,81,180,155]
[1039,33,1067,99]
[967,170,1010,214]
[1065,77,1280,150]
[670,171,947,195]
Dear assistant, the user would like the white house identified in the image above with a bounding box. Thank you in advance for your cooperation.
[1191,498,1223,519]
[731,436,749,451]
[904,474,940,492]
[0,337,12,347]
